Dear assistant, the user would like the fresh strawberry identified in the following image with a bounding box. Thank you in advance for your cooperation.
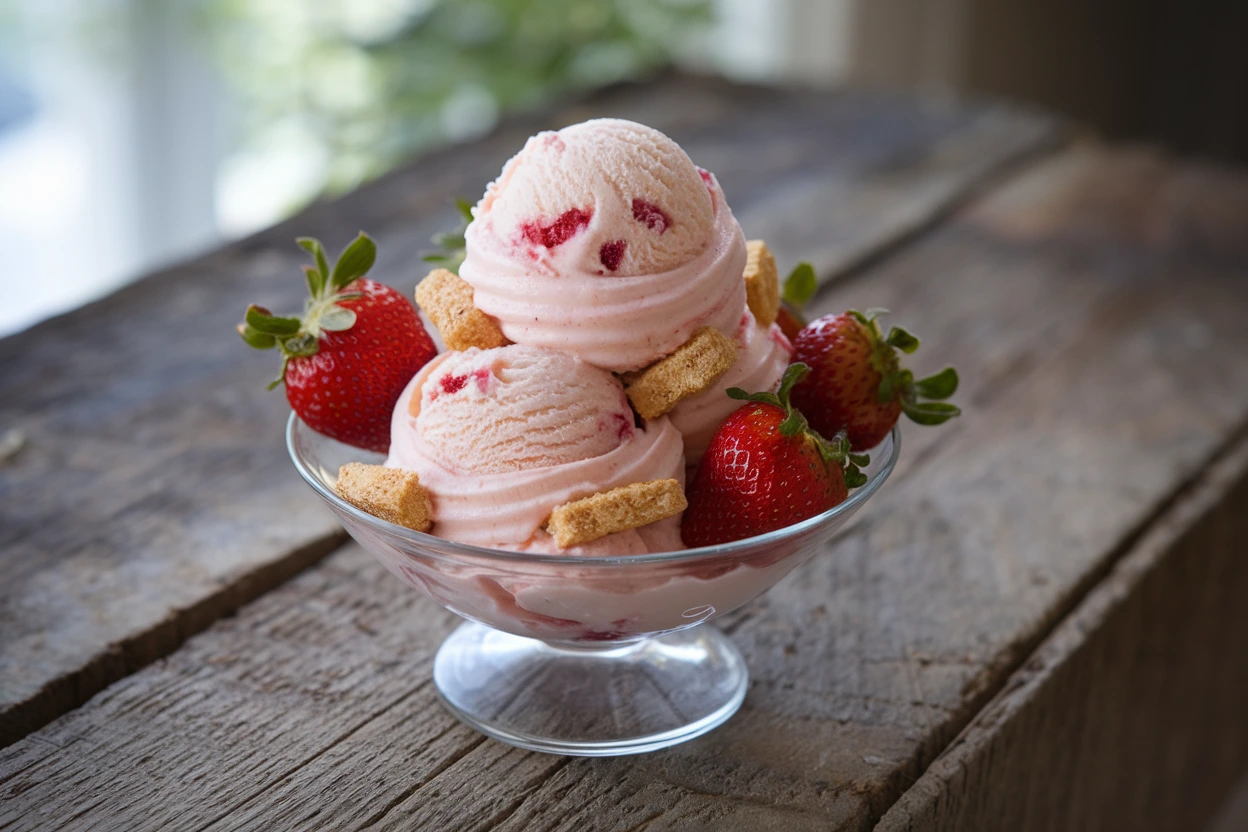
[791,309,959,451]
[238,232,437,453]
[681,364,868,548]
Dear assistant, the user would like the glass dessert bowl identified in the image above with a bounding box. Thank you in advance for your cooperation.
[288,414,899,756]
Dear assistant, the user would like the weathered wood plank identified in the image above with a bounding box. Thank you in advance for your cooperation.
[0,75,1060,747]
[0,543,850,832]
[875,434,1248,832]
[3,146,1247,830]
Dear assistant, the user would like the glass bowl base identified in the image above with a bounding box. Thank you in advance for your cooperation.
[433,621,748,756]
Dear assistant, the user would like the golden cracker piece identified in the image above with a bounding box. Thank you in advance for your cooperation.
[744,240,780,327]
[744,239,780,327]
[546,479,687,549]
[415,268,510,351]
[624,326,738,420]
[335,463,433,532]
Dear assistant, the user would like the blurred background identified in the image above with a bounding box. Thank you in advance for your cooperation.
[0,0,1244,336]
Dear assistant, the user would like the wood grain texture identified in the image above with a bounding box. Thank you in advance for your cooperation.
[1207,770,1248,832]
[0,74,1059,748]
[3,145,1248,830]
[875,434,1248,832]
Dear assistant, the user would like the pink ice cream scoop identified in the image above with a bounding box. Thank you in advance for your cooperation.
[410,344,634,474]
[458,118,748,373]
[387,345,685,552]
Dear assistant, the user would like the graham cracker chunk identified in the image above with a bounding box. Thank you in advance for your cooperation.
[743,239,780,327]
[415,268,510,351]
[335,463,432,532]
[624,326,738,420]
[546,479,687,548]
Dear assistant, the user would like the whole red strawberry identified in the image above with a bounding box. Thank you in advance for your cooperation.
[238,232,437,453]
[791,309,959,451]
[682,364,868,548]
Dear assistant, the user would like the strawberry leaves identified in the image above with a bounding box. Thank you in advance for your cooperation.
[728,362,870,489]
[774,261,818,338]
[244,305,300,335]
[825,428,870,488]
[237,306,297,351]
[914,367,958,399]
[296,232,377,298]
[297,238,330,296]
[898,364,959,425]
[782,262,818,308]
[237,232,380,388]
[902,401,960,425]
[422,198,474,274]
[237,323,277,349]
[330,233,377,290]
[884,325,920,353]
[846,308,962,427]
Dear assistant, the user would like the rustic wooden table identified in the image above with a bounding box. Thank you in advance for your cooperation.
[3,75,1248,831]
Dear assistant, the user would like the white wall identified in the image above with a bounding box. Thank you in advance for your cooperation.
[0,0,224,336]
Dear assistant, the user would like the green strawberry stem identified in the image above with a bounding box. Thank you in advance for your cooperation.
[728,362,869,488]
[847,308,962,426]
[236,231,378,389]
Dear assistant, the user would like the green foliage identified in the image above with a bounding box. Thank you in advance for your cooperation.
[422,198,474,273]
[781,262,818,308]
[202,0,711,198]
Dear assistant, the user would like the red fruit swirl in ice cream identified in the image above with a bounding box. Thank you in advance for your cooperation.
[631,198,671,233]
[599,240,627,271]
[518,207,593,251]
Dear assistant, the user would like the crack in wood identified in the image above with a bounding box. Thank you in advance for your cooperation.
[1,530,349,750]
[352,735,489,831]
[480,757,574,831]
[189,678,437,832]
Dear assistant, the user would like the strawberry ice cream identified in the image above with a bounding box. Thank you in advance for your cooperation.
[458,119,748,373]
[387,344,684,552]
[278,114,907,758]
[408,345,630,474]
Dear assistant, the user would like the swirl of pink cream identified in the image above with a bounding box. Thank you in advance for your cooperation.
[668,311,794,465]
[458,175,748,374]
[386,357,686,550]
